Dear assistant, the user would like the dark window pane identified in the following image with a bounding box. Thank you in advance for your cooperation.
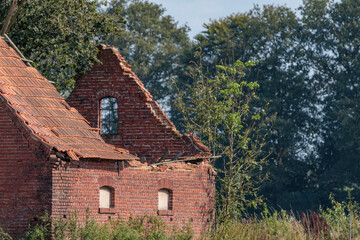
[109,111,118,121]
[109,122,117,134]
[102,98,111,110]
[109,98,118,109]
[101,97,118,134]
[102,110,110,121]
[113,112,118,121]
[101,121,110,134]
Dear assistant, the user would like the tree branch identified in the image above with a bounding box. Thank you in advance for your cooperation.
[8,0,28,31]
[1,0,18,36]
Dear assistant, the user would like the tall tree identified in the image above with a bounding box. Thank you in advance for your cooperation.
[175,59,273,221]
[0,0,123,95]
[105,0,191,106]
[301,0,360,203]
[185,5,318,210]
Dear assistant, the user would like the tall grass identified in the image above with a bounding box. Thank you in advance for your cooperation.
[202,208,309,240]
[0,196,359,239]
[24,210,192,240]
[204,195,359,240]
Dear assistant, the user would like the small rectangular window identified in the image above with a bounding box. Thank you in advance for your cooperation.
[100,97,118,134]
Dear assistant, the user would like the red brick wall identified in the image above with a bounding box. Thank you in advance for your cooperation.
[67,46,201,163]
[0,100,52,238]
[51,160,215,237]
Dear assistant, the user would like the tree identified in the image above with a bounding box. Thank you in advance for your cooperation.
[105,0,191,106]
[175,58,274,221]
[301,0,360,203]
[0,0,123,95]
[183,5,318,210]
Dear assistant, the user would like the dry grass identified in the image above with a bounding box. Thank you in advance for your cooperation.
[202,197,360,240]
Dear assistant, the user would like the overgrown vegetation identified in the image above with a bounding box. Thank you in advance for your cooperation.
[20,211,192,240]
[180,0,360,211]
[175,58,274,223]
[202,195,360,240]
[1,196,359,239]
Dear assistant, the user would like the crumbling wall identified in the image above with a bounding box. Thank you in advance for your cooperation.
[67,45,207,163]
[51,160,215,237]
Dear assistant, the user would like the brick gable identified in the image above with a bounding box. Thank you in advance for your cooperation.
[67,45,211,163]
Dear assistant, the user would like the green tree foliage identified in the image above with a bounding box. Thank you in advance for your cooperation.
[185,5,318,210]
[106,0,191,105]
[175,59,274,221]
[300,0,360,203]
[0,0,123,95]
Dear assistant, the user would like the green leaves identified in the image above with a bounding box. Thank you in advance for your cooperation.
[190,4,321,211]
[175,58,273,221]
[301,0,360,207]
[1,0,124,96]
[106,0,191,105]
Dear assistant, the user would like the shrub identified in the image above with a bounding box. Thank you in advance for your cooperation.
[320,194,360,239]
[203,210,308,240]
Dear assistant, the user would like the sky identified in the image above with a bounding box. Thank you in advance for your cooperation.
[150,0,304,39]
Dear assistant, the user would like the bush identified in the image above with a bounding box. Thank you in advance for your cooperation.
[320,194,360,240]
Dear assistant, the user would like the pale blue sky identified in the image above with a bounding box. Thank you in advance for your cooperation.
[150,0,304,38]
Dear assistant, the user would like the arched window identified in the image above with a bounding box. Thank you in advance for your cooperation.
[158,189,172,210]
[100,97,118,134]
[99,186,113,208]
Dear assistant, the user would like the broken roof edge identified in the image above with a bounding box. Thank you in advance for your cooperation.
[98,44,211,157]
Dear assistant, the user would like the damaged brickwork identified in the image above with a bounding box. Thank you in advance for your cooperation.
[67,45,211,164]
[52,160,215,237]
[66,44,216,236]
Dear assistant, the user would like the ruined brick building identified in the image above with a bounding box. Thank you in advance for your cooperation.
[0,38,215,238]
